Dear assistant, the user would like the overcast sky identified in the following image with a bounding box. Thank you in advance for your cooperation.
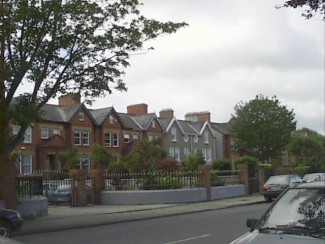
[93,1,323,134]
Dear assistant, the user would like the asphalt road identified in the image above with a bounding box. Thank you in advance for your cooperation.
[15,203,271,244]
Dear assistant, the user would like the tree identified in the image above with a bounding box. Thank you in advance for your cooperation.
[231,94,296,163]
[59,146,80,171]
[91,143,115,169]
[0,0,187,206]
[277,0,325,20]
[182,150,206,171]
[123,140,167,173]
[287,128,325,168]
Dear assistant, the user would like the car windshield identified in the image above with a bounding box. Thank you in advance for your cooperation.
[257,187,325,237]
[265,175,288,185]
[303,174,321,182]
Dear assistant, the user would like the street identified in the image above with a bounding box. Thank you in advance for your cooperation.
[14,203,270,244]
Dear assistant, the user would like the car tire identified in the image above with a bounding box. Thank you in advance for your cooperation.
[0,221,13,238]
[264,196,272,202]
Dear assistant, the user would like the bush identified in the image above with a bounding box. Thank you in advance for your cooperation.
[235,156,259,168]
[294,164,310,177]
[106,161,129,174]
[211,160,232,170]
[141,175,182,190]
[154,159,180,171]
[210,172,224,186]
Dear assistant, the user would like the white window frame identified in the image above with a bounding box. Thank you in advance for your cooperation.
[74,130,81,145]
[82,130,90,145]
[16,154,32,175]
[112,133,119,147]
[41,128,49,139]
[13,125,32,143]
[204,131,209,144]
[53,128,61,135]
[79,112,85,121]
[152,120,156,128]
[169,146,180,161]
[203,148,212,162]
[124,134,130,144]
[77,155,90,170]
[184,147,190,158]
[105,132,119,147]
[104,132,111,147]
[171,127,177,142]
[133,134,139,140]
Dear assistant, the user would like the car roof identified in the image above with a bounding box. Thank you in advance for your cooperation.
[294,181,325,188]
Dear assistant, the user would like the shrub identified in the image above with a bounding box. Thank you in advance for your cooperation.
[154,159,180,171]
[294,164,310,177]
[211,160,232,170]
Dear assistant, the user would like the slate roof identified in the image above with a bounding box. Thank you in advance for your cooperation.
[132,113,156,130]
[39,103,82,122]
[89,107,113,125]
[118,113,141,130]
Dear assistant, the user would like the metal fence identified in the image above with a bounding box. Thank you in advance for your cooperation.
[210,170,240,186]
[17,175,43,198]
[104,171,201,191]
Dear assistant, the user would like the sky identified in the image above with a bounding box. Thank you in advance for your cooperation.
[90,0,325,135]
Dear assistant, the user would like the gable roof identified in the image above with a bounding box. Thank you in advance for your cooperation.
[89,107,114,125]
[118,112,141,130]
[132,113,163,131]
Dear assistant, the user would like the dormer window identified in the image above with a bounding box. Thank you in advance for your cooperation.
[109,115,115,124]
[79,112,85,121]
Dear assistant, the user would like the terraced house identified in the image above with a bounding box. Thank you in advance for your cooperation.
[12,95,232,174]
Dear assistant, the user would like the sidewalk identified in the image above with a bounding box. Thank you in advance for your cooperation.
[19,195,265,235]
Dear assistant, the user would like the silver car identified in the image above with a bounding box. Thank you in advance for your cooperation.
[231,181,325,243]
[302,173,325,183]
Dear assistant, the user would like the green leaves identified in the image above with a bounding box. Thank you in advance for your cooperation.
[231,94,296,163]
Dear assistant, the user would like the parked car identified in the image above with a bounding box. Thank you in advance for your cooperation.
[42,183,57,203]
[303,173,325,183]
[0,208,23,238]
[231,181,325,243]
[53,185,92,204]
[262,174,302,202]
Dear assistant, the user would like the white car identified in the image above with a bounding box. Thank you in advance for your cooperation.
[302,173,325,183]
[231,181,325,244]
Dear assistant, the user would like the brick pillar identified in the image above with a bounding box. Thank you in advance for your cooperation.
[258,165,265,193]
[1,164,18,209]
[70,169,87,207]
[91,168,105,205]
[199,165,211,201]
[237,164,249,196]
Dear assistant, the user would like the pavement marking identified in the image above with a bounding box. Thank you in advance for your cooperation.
[164,234,211,244]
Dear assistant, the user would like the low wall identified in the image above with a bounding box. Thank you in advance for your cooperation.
[17,197,48,218]
[101,188,207,205]
[211,185,245,200]
[101,185,245,205]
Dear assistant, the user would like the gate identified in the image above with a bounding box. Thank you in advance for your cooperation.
[248,167,259,195]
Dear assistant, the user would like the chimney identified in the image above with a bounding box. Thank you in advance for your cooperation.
[159,108,174,118]
[58,94,81,107]
[127,103,148,116]
[185,111,210,122]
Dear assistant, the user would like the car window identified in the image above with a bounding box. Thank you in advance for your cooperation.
[265,176,288,184]
[258,188,325,230]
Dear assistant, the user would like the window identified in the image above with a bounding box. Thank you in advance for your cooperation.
[13,125,32,143]
[77,155,90,170]
[16,154,32,175]
[41,128,49,139]
[74,129,90,146]
[183,135,189,142]
[133,134,139,140]
[204,131,209,144]
[194,135,199,143]
[148,135,154,142]
[105,132,119,147]
[74,130,81,145]
[184,147,190,158]
[109,115,115,124]
[203,148,212,162]
[124,134,130,144]
[79,112,85,121]
[152,120,156,128]
[169,146,180,160]
[82,131,89,145]
[53,128,61,135]
[171,127,177,142]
